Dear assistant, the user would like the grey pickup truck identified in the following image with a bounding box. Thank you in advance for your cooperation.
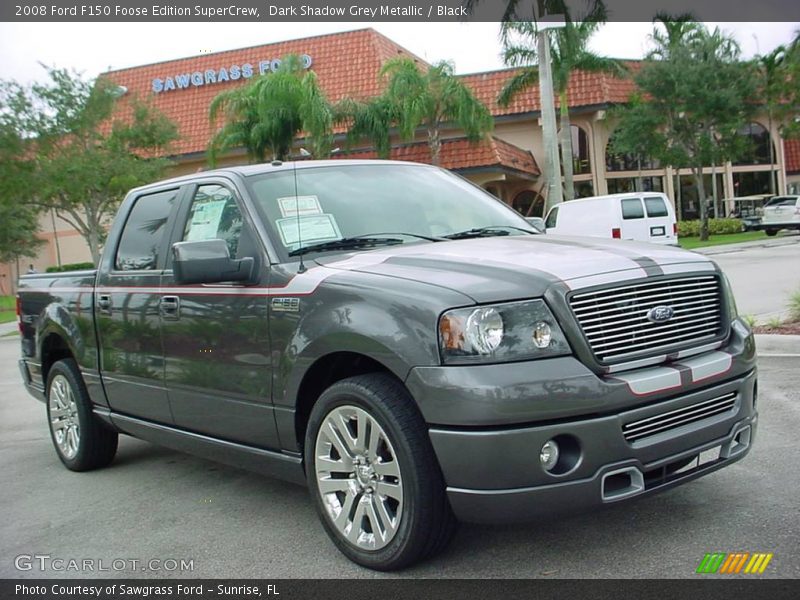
[17,160,757,570]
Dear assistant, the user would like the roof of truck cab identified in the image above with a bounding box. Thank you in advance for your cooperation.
[128,159,436,194]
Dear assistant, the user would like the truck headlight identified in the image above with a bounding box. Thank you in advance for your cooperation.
[439,299,570,364]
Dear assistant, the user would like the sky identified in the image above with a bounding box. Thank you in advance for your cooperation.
[0,21,797,85]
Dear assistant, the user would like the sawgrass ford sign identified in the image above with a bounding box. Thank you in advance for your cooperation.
[152,54,313,93]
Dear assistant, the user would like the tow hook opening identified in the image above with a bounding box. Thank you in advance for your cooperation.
[601,466,644,502]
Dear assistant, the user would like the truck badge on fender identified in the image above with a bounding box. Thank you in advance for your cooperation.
[272,297,300,313]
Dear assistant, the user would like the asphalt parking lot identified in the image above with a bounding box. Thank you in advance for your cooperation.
[1,329,798,579]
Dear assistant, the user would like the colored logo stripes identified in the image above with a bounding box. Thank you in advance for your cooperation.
[696,552,773,574]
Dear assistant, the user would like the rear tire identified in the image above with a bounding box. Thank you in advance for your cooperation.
[305,373,456,570]
[765,228,778,237]
[46,359,118,471]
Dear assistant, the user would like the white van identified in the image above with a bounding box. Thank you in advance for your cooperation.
[544,192,678,245]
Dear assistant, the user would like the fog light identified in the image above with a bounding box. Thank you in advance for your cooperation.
[532,321,552,348]
[540,439,559,471]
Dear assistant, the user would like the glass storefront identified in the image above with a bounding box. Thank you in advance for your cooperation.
[606,176,664,194]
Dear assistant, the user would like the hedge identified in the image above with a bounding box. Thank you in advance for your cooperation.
[45,262,96,273]
[677,218,743,237]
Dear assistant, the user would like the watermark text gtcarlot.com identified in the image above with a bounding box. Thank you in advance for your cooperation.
[14,554,194,573]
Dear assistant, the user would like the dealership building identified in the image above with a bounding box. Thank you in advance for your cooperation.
[3,27,798,287]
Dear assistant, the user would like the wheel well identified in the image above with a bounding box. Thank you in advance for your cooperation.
[41,333,73,385]
[294,352,395,450]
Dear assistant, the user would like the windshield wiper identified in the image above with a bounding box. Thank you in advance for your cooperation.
[443,225,536,240]
[288,236,405,257]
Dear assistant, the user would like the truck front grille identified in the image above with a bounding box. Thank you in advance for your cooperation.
[622,392,737,443]
[569,275,724,363]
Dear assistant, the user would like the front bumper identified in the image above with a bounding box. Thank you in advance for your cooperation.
[406,324,758,523]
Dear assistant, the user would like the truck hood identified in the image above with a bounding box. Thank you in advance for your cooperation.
[316,234,717,303]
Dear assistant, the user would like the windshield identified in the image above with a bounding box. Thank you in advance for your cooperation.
[245,163,534,259]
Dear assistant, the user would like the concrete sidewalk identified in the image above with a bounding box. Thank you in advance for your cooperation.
[754,334,800,355]
[692,231,800,256]
[0,322,17,337]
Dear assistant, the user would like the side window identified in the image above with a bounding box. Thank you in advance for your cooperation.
[621,198,645,220]
[545,206,559,229]
[183,185,243,257]
[644,196,669,217]
[115,189,179,271]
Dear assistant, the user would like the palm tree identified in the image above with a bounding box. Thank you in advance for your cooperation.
[648,13,703,60]
[208,55,333,164]
[754,45,787,194]
[379,58,493,165]
[499,17,624,199]
[335,95,398,159]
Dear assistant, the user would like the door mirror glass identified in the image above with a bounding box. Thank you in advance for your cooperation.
[172,239,254,285]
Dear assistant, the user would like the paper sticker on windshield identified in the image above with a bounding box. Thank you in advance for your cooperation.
[276,214,341,248]
[186,200,226,241]
[277,195,322,218]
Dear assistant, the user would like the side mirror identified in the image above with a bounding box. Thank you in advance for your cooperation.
[172,239,254,285]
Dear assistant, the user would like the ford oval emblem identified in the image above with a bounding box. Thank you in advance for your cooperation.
[647,305,675,323]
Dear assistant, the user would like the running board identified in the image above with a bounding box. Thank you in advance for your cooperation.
[95,409,306,486]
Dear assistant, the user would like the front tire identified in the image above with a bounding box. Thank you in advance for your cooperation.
[47,359,118,471]
[305,373,456,570]
[765,228,778,237]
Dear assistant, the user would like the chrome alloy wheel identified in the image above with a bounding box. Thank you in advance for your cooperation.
[49,374,80,460]
[314,405,404,550]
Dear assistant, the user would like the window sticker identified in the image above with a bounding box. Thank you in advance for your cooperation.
[186,200,227,241]
[276,213,341,248]
[277,195,323,218]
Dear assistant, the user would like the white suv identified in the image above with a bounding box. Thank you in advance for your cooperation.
[761,195,800,236]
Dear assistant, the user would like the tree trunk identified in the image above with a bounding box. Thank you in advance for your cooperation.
[428,127,441,166]
[87,225,101,266]
[695,167,709,241]
[50,209,62,268]
[559,95,575,201]
[767,110,776,195]
[711,162,719,219]
[537,30,563,210]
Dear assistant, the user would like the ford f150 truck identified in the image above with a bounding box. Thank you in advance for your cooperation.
[18,160,757,570]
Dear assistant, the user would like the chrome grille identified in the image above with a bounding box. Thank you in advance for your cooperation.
[622,392,737,443]
[569,275,724,362]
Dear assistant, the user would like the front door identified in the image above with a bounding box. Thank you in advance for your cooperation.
[159,181,279,449]
[95,187,182,423]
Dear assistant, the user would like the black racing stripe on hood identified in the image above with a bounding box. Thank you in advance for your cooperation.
[530,235,664,276]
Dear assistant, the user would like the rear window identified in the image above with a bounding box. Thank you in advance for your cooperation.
[115,189,179,271]
[545,206,559,228]
[644,196,669,217]
[621,198,645,220]
[765,196,799,207]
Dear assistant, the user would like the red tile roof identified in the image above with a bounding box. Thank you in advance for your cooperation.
[460,62,638,117]
[103,28,424,157]
[332,136,540,176]
[785,139,800,174]
[103,28,637,159]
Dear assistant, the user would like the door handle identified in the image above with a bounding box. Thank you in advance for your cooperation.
[97,294,112,314]
[159,295,180,320]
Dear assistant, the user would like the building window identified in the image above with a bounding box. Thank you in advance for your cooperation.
[606,177,664,195]
[605,131,660,172]
[512,190,545,217]
[574,180,595,199]
[732,171,773,196]
[733,122,772,166]
[561,125,591,175]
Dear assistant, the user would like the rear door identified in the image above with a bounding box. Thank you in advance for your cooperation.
[159,179,280,449]
[763,196,800,225]
[619,197,648,241]
[642,195,676,243]
[95,186,183,423]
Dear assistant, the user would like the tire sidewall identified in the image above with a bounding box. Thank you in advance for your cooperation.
[46,360,94,470]
[305,378,425,570]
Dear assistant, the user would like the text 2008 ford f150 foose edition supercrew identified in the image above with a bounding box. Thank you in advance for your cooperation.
[18,161,757,570]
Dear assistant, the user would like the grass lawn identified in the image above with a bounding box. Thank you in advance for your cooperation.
[679,231,769,250]
[0,296,16,324]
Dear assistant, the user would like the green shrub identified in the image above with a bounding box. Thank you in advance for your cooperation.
[789,289,800,322]
[45,262,95,273]
[677,218,744,237]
